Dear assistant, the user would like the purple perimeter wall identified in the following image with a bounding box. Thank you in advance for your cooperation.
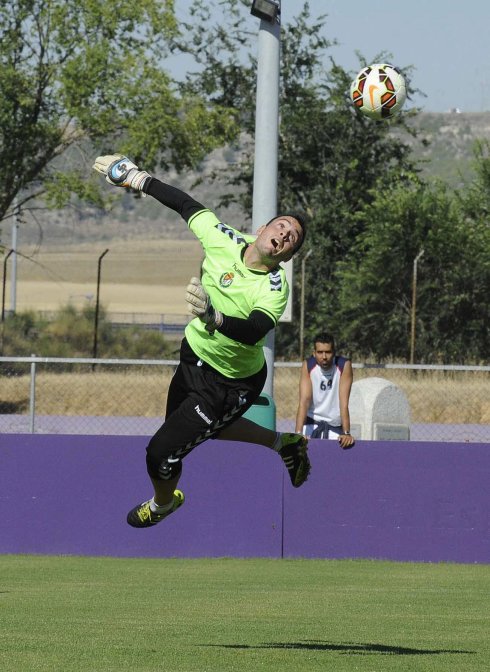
[1,434,489,563]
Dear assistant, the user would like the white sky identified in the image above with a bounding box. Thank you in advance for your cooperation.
[169,0,490,113]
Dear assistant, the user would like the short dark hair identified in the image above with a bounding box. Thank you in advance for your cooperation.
[313,332,335,349]
[265,211,307,255]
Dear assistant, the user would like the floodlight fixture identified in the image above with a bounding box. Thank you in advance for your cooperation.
[250,0,279,23]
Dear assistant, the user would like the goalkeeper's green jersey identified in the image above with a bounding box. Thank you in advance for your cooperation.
[185,209,289,379]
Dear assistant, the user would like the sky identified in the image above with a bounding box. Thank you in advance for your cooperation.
[170,0,490,113]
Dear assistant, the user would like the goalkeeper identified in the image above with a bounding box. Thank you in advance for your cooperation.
[93,154,310,528]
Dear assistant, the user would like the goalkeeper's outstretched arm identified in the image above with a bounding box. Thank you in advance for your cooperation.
[93,153,204,222]
[143,179,204,223]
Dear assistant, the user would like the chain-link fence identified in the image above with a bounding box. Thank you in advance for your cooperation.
[1,356,489,442]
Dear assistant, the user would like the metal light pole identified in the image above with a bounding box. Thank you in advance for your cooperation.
[250,0,280,397]
[92,249,109,363]
[410,249,424,364]
[2,249,14,323]
[299,249,312,360]
[10,204,19,313]
[1,249,14,355]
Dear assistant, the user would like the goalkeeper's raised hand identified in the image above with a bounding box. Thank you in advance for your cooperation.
[93,154,151,193]
[185,277,223,333]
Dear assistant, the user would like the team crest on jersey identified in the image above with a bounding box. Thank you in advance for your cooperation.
[220,272,234,287]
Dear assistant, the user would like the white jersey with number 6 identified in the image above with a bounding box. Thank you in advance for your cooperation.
[306,354,348,428]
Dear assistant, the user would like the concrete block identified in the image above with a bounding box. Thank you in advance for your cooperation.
[349,377,411,440]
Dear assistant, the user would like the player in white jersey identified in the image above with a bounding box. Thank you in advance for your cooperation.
[295,333,355,449]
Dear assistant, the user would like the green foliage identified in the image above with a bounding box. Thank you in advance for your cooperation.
[332,181,489,362]
[275,53,421,358]
[181,2,425,360]
[0,0,239,223]
[182,1,489,363]
[460,138,490,215]
[1,304,176,360]
[1,0,487,363]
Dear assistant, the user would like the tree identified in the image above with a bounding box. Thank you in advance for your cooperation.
[181,1,422,357]
[1,304,177,360]
[334,180,489,362]
[183,0,489,362]
[0,0,239,229]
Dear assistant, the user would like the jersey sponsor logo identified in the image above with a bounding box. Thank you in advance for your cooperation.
[219,272,234,287]
[232,262,245,278]
[269,269,283,291]
[216,222,247,245]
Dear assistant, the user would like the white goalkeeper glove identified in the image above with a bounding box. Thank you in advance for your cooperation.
[185,277,223,333]
[93,154,151,194]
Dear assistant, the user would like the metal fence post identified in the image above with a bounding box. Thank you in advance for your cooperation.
[29,354,36,433]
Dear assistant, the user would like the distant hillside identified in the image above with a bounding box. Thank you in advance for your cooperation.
[400,111,490,186]
[5,112,490,249]
[4,146,247,249]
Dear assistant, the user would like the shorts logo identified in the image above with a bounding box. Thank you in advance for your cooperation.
[194,404,212,425]
[219,272,234,287]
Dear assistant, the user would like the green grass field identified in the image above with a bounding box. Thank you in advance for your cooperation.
[0,556,488,672]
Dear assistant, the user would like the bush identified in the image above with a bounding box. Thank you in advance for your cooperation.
[0,304,176,362]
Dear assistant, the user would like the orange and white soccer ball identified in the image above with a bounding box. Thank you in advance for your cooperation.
[350,63,407,120]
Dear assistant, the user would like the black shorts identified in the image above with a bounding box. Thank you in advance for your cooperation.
[146,338,267,474]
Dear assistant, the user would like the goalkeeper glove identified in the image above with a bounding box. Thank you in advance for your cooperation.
[185,277,223,333]
[93,154,151,194]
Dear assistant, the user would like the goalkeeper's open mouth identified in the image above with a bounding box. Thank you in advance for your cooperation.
[271,237,283,253]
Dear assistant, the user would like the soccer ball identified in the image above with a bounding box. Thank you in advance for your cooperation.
[350,63,407,120]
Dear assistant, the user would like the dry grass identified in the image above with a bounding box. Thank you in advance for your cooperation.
[362,369,490,425]
[8,239,204,314]
[2,241,488,427]
[0,369,175,416]
[1,366,488,425]
[276,367,490,424]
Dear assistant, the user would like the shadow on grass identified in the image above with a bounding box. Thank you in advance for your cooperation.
[201,640,474,656]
